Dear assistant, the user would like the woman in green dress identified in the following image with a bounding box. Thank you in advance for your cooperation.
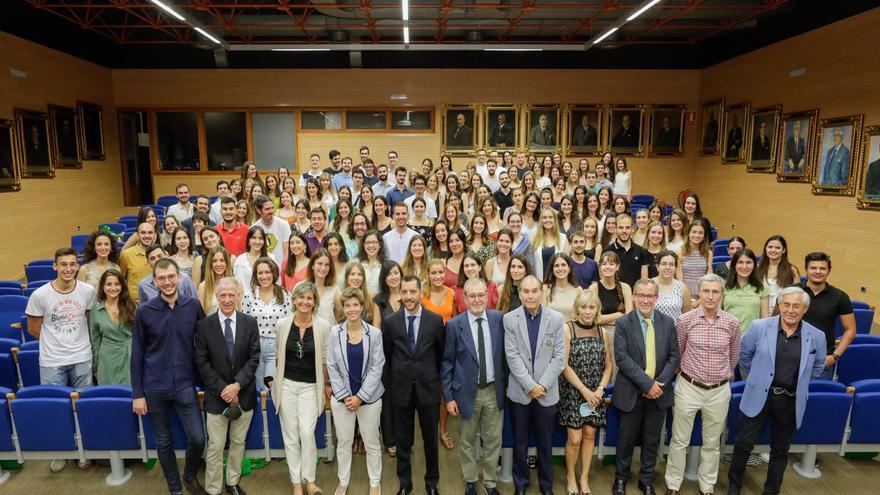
[90,269,137,385]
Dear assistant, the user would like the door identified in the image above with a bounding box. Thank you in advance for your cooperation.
[118,111,153,206]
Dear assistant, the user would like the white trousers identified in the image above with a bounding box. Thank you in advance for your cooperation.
[664,377,731,493]
[279,379,319,484]
[205,409,254,495]
[331,398,383,487]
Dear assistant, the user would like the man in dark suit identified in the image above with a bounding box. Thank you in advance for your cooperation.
[449,113,473,147]
[194,277,260,495]
[27,123,50,167]
[783,119,807,173]
[612,278,680,495]
[488,113,514,148]
[383,275,445,495]
[442,278,507,495]
[702,110,719,150]
[572,113,598,147]
[612,114,638,148]
[504,275,566,495]
[725,114,744,159]
[751,121,772,161]
[654,116,680,150]
[529,113,555,147]
[865,140,880,199]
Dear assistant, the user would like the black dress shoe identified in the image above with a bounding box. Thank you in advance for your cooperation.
[485,487,501,495]
[182,477,206,495]
[395,489,411,495]
[465,482,478,495]
[514,489,527,495]
[226,485,247,495]
[541,491,556,495]
[638,482,656,495]
[427,488,440,495]
[612,479,627,495]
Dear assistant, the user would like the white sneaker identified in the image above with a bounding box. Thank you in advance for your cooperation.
[49,459,66,472]
[760,453,771,463]
[746,453,764,466]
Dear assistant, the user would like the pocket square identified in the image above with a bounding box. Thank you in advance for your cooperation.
[809,349,817,354]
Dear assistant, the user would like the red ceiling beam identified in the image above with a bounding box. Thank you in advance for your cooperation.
[694,0,788,42]
[563,0,616,42]
[359,0,381,43]
[435,0,454,42]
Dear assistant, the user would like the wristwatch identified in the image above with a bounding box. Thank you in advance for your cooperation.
[832,353,841,362]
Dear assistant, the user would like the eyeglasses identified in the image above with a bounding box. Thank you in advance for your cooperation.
[465,293,487,300]
[633,293,657,300]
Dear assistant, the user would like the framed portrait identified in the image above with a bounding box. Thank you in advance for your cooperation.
[77,101,105,160]
[776,109,818,183]
[49,105,82,168]
[0,119,22,192]
[525,104,561,153]
[858,125,880,209]
[648,104,685,156]
[441,105,477,155]
[607,104,646,156]
[746,105,781,173]
[720,101,750,163]
[14,108,55,178]
[813,114,863,196]
[482,105,519,150]
[565,104,603,156]
[699,98,724,155]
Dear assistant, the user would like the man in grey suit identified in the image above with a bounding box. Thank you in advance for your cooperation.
[442,278,507,495]
[820,128,851,185]
[572,113,598,147]
[612,279,680,495]
[783,119,807,173]
[504,275,566,495]
[529,114,555,147]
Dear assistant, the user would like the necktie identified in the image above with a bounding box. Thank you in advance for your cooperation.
[224,318,234,358]
[476,317,487,387]
[542,128,547,142]
[643,317,656,378]
[407,315,417,353]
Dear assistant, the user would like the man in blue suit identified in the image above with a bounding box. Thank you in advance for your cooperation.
[727,286,827,495]
[442,278,507,495]
[504,275,566,495]
[820,128,851,185]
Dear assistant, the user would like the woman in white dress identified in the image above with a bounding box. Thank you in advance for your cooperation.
[307,248,341,324]
[232,226,277,293]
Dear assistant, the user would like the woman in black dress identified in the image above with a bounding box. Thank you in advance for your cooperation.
[559,290,612,495]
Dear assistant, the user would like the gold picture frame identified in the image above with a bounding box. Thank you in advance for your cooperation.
[0,119,22,191]
[525,104,561,153]
[77,100,106,160]
[49,104,83,168]
[720,101,750,164]
[565,104,604,157]
[699,98,724,155]
[647,104,686,157]
[776,109,818,183]
[857,125,880,209]
[482,104,520,151]
[812,114,864,196]
[441,104,478,155]
[14,108,55,178]
[607,104,646,157]
[746,105,781,173]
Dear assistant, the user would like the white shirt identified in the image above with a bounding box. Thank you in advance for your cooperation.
[167,202,194,223]
[232,252,279,294]
[241,290,292,339]
[483,173,502,193]
[467,310,495,383]
[403,194,438,219]
[209,200,224,225]
[383,227,419,263]
[218,310,237,342]
[362,260,382,296]
[299,169,323,187]
[25,281,97,367]
[251,218,291,262]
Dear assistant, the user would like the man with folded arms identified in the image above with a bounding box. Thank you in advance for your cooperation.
[665,274,741,495]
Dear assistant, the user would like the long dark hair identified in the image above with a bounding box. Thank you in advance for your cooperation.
[167,227,194,257]
[498,254,532,312]
[725,247,763,293]
[307,248,337,288]
[598,251,625,313]
[357,229,387,263]
[543,252,577,302]
[456,253,488,287]
[284,231,311,276]
[97,269,136,326]
[430,220,450,258]
[521,192,541,221]
[250,256,286,304]
[82,231,121,264]
[756,235,797,287]
[323,232,349,263]
[245,225,269,257]
[375,260,402,307]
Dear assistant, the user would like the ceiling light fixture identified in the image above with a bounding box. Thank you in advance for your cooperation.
[627,0,662,22]
[403,26,410,45]
[271,48,332,52]
[592,27,619,45]
[195,27,222,45]
[484,48,543,52]
[149,0,185,22]
[402,0,410,21]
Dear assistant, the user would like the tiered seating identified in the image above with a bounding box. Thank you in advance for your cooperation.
[790,381,851,478]
[0,296,27,342]
[835,344,880,385]
[156,196,179,208]
[845,379,880,453]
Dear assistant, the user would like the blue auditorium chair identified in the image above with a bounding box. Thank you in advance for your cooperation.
[0,295,28,338]
[851,300,871,310]
[0,386,19,483]
[77,385,139,485]
[712,243,730,257]
[26,259,53,266]
[724,392,771,454]
[243,391,267,459]
[118,217,139,229]
[632,194,655,205]
[156,196,179,208]
[0,353,17,391]
[25,265,56,283]
[790,383,851,479]
[0,339,17,355]
[836,344,880,385]
[0,281,21,289]
[15,350,40,387]
[99,222,127,235]
[143,204,165,216]
[0,288,21,296]
[10,385,82,462]
[854,308,875,335]
[852,335,880,345]
[845,379,880,453]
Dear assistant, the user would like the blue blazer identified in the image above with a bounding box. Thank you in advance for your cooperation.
[441,309,507,420]
[739,316,827,428]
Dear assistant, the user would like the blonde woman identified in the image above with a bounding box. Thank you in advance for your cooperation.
[269,282,331,495]
[276,190,297,224]
[334,262,376,325]
[643,220,667,278]
[631,208,650,246]
[479,197,504,240]
[236,199,256,226]
[581,217,603,262]
[532,207,569,280]
[679,219,713,296]
[308,248,341,325]
[197,246,234,314]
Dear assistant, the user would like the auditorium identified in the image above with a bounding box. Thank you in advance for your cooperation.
[1,1,879,494]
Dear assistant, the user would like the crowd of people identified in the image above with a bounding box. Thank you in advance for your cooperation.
[22,146,861,495]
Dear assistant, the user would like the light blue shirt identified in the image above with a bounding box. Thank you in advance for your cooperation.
[638,309,657,341]
[371,180,394,199]
[331,171,353,191]
[138,271,197,303]
[404,306,423,345]
[467,310,495,383]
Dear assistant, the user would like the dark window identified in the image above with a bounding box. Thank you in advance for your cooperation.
[346,111,387,130]
[156,112,199,171]
[391,110,432,130]
[301,111,342,130]
[205,112,247,171]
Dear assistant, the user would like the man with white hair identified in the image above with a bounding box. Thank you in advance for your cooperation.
[726,286,827,495]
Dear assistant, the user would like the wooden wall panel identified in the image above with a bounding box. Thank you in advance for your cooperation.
[694,8,880,314]
[114,69,700,205]
[0,33,130,280]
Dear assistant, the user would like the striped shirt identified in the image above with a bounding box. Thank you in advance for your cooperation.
[675,306,741,384]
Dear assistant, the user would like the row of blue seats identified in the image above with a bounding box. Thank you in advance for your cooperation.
[0,385,330,486]
[496,379,880,483]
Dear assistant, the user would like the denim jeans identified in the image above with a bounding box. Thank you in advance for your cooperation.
[144,388,206,494]
[256,337,276,389]
[40,360,93,389]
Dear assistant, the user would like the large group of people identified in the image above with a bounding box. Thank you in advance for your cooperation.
[22,146,862,495]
